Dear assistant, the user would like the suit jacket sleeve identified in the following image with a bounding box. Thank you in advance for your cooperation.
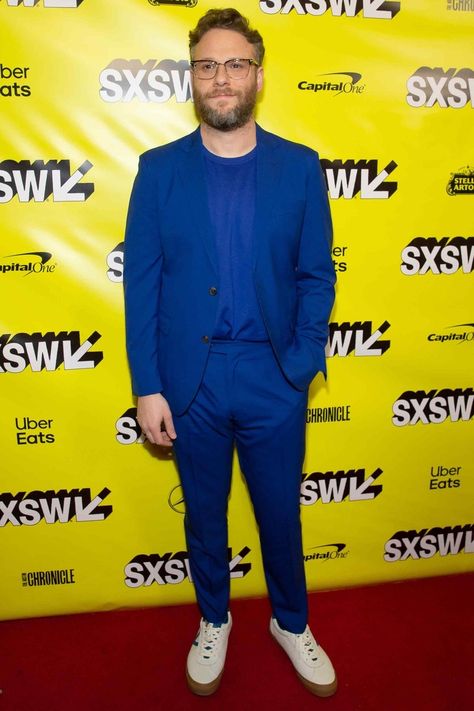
[123,153,163,396]
[294,150,335,379]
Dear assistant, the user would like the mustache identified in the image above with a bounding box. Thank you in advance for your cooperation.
[206,90,237,98]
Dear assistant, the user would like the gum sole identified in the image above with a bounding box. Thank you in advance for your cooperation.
[297,672,338,697]
[186,667,224,696]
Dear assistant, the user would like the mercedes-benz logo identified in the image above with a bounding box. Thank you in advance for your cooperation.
[168,484,186,513]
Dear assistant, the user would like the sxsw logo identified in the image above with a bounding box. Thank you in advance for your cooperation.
[300,467,383,505]
[0,160,93,203]
[259,1,400,19]
[384,523,474,561]
[407,67,474,108]
[392,388,474,426]
[116,407,144,444]
[0,488,112,527]
[99,59,192,103]
[326,321,391,357]
[401,237,474,275]
[320,159,398,199]
[4,1,84,7]
[124,546,251,587]
[107,242,124,283]
[0,331,103,373]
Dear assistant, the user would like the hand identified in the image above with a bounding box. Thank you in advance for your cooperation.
[136,393,177,447]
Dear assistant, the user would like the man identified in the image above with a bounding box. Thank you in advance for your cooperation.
[124,7,336,698]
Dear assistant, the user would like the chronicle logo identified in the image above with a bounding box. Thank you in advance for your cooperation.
[259,1,400,19]
[300,467,383,505]
[384,523,474,561]
[0,331,103,373]
[116,407,144,444]
[0,252,56,276]
[0,488,112,527]
[406,67,474,108]
[107,242,123,283]
[0,63,31,98]
[168,485,185,514]
[148,0,198,6]
[4,0,84,6]
[447,166,474,195]
[22,569,75,588]
[320,159,397,199]
[326,321,391,357]
[392,388,474,426]
[401,237,474,275]
[306,404,351,423]
[99,59,192,103]
[298,72,365,96]
[447,0,474,10]
[427,323,474,345]
[0,160,94,203]
[124,546,251,587]
[304,543,349,562]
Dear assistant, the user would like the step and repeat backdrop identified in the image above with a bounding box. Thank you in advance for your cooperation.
[1,0,473,621]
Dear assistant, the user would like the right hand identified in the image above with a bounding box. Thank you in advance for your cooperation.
[136,393,177,447]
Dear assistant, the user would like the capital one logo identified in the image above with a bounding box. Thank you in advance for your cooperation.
[259,0,400,19]
[0,160,94,203]
[5,1,83,6]
[407,67,474,108]
[99,59,192,103]
[320,159,398,199]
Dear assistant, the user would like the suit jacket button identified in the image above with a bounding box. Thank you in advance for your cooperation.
[201,335,209,344]
[209,287,218,296]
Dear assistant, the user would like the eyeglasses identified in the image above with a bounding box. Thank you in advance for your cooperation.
[190,58,259,80]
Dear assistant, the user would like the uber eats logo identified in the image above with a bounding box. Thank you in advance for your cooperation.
[0,488,112,527]
[125,547,251,587]
[300,467,383,505]
[326,321,391,357]
[0,160,94,203]
[384,523,474,562]
[259,0,400,19]
[401,237,474,275]
[320,159,398,199]
[99,59,192,103]
[392,388,474,426]
[407,67,474,108]
[0,331,103,373]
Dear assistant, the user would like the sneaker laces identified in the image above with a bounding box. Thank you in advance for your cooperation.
[299,627,319,663]
[195,621,225,660]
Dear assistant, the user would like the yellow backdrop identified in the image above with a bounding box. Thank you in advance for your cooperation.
[1,0,473,621]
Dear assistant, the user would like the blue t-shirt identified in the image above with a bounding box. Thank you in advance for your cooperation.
[203,144,268,341]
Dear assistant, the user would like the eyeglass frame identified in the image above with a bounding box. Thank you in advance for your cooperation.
[189,58,260,80]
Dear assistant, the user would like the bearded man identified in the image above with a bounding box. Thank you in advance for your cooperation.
[124,7,337,698]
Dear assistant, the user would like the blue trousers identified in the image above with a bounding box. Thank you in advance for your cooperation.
[172,340,309,634]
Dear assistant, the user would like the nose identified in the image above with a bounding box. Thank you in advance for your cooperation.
[213,63,229,85]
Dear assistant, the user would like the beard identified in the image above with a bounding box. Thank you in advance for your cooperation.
[193,81,258,132]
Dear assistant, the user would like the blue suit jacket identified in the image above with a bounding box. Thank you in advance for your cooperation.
[124,124,335,415]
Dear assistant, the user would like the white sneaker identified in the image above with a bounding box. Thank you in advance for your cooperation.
[270,617,337,697]
[186,612,232,696]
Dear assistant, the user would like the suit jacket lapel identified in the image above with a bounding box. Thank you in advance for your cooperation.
[177,127,218,274]
[254,124,282,268]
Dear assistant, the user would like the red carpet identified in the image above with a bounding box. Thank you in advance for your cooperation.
[1,572,473,711]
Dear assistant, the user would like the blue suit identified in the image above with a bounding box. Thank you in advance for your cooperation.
[124,124,335,415]
[124,124,335,633]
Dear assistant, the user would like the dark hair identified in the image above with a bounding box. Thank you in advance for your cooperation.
[189,8,265,64]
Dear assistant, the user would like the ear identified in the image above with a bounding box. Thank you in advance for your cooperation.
[257,65,264,93]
